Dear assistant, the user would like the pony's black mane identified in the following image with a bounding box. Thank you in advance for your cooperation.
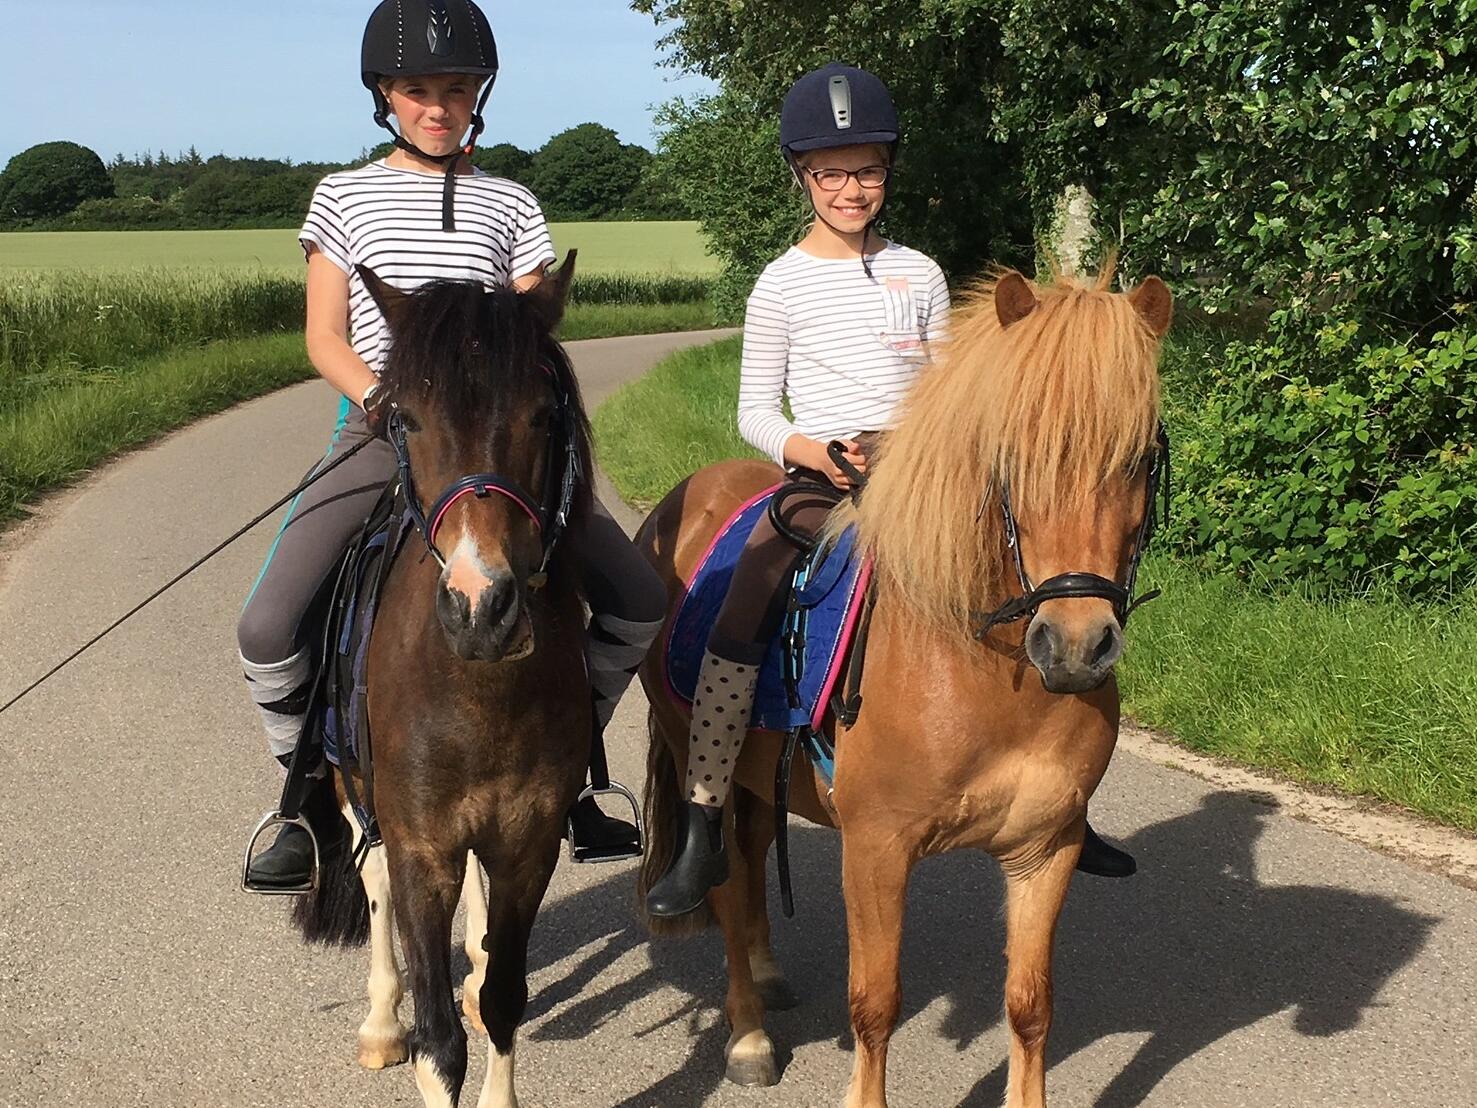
[378,279,594,531]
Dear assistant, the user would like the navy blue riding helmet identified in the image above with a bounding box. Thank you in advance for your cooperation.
[361,0,500,231]
[780,63,901,277]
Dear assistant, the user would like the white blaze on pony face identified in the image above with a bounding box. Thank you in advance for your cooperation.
[443,530,497,617]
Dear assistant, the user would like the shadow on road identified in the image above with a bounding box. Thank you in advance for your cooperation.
[510,789,1436,1106]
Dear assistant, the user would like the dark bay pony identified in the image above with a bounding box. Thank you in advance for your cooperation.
[636,268,1173,1108]
[291,255,594,1108]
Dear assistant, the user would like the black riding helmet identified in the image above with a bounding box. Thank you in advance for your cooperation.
[780,63,900,278]
[362,0,500,231]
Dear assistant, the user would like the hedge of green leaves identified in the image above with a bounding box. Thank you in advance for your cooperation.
[1166,312,1475,596]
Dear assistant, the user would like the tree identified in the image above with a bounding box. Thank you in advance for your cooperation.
[472,142,534,183]
[528,123,647,219]
[0,141,114,223]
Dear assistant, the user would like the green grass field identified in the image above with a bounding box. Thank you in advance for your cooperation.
[0,222,718,276]
[591,335,1477,830]
[0,228,718,526]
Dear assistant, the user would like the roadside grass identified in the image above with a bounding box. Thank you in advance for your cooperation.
[1123,558,1477,830]
[0,300,716,526]
[591,336,761,505]
[0,222,718,276]
[0,332,313,523]
[592,334,1477,830]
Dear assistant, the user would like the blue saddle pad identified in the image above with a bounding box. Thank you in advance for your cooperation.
[664,488,871,732]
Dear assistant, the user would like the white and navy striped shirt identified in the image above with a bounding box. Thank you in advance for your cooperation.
[299,160,556,375]
[738,243,950,466]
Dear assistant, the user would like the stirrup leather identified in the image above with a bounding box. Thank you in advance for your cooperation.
[241,810,321,896]
[565,783,645,865]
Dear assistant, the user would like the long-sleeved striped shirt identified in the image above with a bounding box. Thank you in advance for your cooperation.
[298,160,556,376]
[737,243,950,466]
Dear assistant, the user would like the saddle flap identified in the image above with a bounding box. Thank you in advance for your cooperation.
[664,488,871,734]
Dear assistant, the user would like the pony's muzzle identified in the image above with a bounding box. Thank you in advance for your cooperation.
[437,554,532,661]
[1025,608,1124,694]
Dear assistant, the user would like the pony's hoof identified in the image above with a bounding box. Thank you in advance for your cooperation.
[756,974,801,1012]
[726,1054,781,1087]
[725,1031,780,1087]
[357,1032,408,1070]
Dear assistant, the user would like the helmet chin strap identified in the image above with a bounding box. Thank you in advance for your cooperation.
[372,80,494,233]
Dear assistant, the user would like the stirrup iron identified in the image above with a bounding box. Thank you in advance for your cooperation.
[240,810,321,896]
[566,783,645,864]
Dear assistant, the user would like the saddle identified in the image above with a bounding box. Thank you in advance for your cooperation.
[312,481,414,846]
[663,486,873,746]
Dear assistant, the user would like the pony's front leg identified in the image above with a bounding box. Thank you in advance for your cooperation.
[473,848,561,1108]
[709,801,779,1087]
[461,854,489,1034]
[350,813,407,1070]
[1000,824,1080,1108]
[840,828,915,1108]
[391,845,470,1108]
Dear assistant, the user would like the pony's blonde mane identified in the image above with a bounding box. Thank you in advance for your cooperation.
[833,267,1164,640]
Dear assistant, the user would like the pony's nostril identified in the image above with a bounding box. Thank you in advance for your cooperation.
[1089,624,1122,669]
[1026,620,1060,668]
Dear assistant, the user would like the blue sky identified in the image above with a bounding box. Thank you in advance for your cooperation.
[3,1,714,168]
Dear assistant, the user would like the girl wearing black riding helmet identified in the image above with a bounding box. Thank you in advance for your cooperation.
[645,64,1133,918]
[240,0,664,889]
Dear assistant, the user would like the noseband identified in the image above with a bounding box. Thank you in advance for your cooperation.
[974,425,1170,638]
[386,363,582,587]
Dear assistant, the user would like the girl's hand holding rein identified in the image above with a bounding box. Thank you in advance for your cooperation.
[784,434,867,489]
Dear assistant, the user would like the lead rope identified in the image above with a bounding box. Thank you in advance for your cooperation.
[0,436,374,716]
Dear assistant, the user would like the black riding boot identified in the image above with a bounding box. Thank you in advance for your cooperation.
[565,794,640,859]
[246,823,316,887]
[245,750,330,889]
[1076,821,1137,878]
[645,801,727,917]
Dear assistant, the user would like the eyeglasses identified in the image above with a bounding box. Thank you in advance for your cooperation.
[805,165,891,191]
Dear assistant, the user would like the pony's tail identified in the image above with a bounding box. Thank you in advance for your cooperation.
[289,774,370,947]
[638,706,712,936]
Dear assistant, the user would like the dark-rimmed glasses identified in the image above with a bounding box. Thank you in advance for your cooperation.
[805,165,891,191]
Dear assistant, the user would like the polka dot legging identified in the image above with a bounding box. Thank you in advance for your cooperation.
[684,652,761,807]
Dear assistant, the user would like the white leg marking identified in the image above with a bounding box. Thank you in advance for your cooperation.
[413,1055,459,1108]
[476,1039,519,1108]
[347,803,407,1070]
[462,853,489,1032]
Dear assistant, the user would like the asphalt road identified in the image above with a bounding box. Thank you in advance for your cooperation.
[2,327,1474,1108]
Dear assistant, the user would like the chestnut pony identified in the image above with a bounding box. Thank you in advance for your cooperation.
[636,268,1173,1108]
[291,256,593,1108]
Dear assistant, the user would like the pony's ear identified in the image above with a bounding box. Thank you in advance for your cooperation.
[525,250,577,330]
[1128,275,1173,338]
[995,271,1038,328]
[356,265,411,332]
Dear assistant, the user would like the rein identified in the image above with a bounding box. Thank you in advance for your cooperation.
[0,436,376,717]
[386,361,581,587]
[973,424,1171,637]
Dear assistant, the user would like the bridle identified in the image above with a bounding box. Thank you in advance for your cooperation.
[973,424,1170,638]
[386,362,582,588]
